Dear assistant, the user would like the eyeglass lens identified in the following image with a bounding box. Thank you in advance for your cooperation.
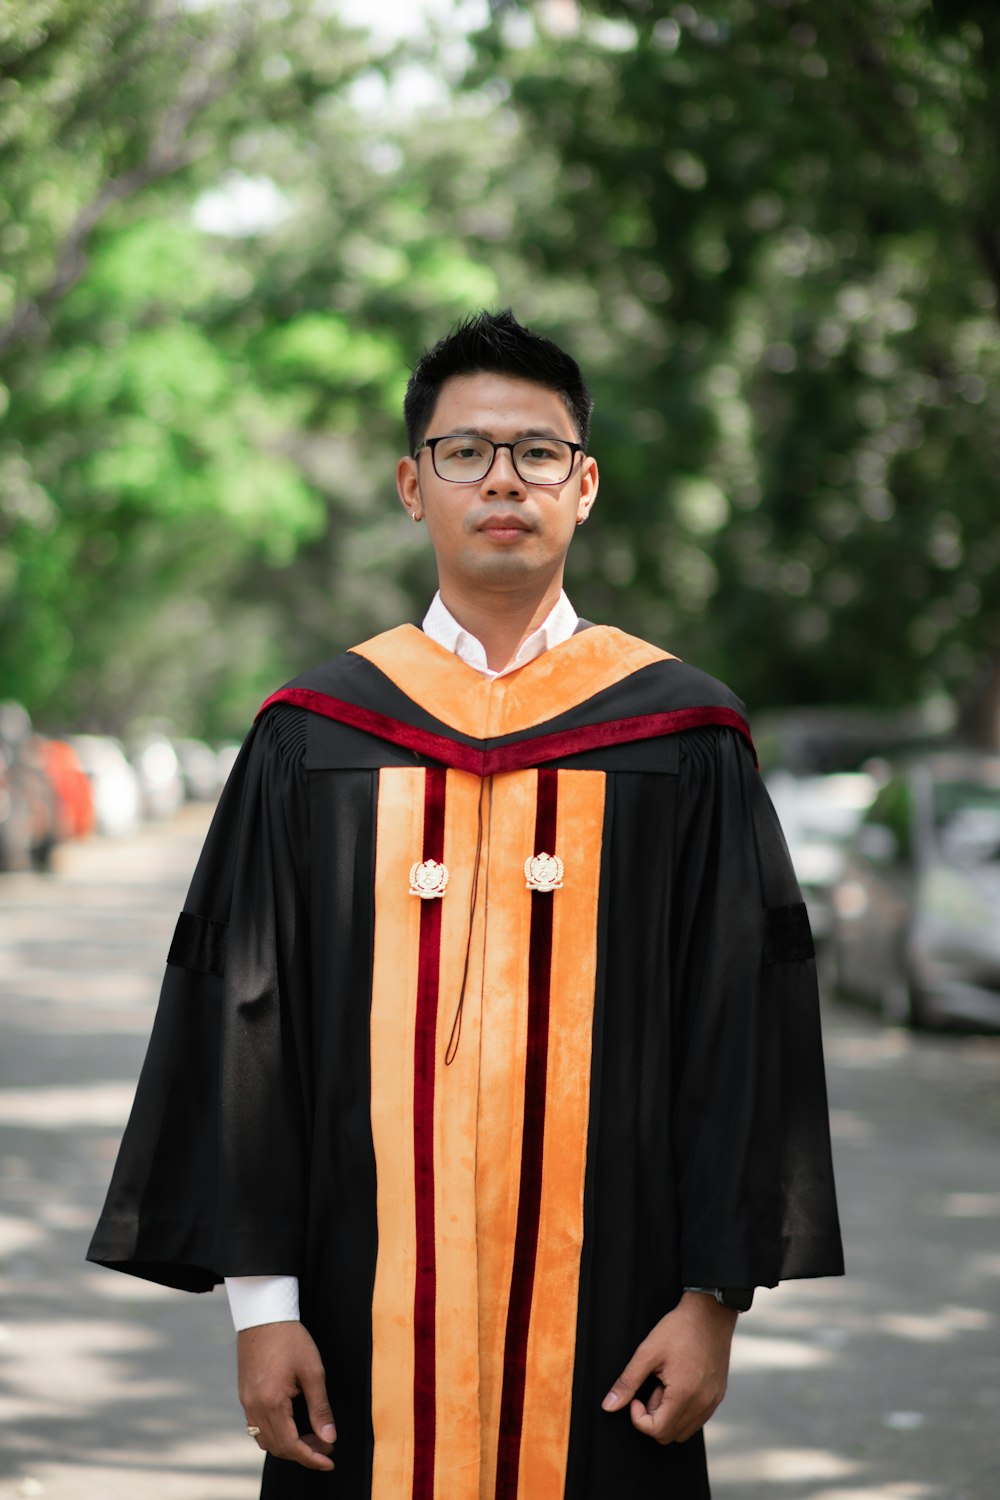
[432,436,574,484]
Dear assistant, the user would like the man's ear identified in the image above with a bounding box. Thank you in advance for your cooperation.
[396,456,422,522]
[576,454,599,523]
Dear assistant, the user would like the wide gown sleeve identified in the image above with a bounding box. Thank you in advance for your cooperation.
[87,706,311,1292]
[670,727,844,1290]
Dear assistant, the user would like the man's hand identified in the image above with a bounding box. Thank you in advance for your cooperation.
[238,1321,336,1472]
[601,1292,738,1444]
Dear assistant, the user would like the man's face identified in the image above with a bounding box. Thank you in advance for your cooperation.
[396,372,598,600]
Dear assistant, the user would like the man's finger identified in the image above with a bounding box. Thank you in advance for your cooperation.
[290,1434,336,1470]
[263,1399,301,1458]
[633,1385,719,1447]
[601,1344,655,1411]
[251,1400,313,1465]
[260,1405,335,1472]
[630,1390,683,1445]
[302,1366,337,1447]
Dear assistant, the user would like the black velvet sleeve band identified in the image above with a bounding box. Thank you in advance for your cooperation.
[166,910,228,978]
[763,902,815,964]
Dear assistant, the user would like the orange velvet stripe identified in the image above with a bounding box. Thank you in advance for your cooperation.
[370,765,606,1500]
[349,624,673,740]
[370,769,424,1500]
[370,768,489,1500]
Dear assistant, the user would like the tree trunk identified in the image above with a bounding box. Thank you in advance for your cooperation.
[957,649,1000,749]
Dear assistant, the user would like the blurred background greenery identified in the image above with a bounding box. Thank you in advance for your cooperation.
[1,0,999,742]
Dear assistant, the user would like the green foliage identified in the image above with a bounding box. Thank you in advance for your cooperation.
[0,1,486,734]
[462,0,1000,725]
[3,0,1000,741]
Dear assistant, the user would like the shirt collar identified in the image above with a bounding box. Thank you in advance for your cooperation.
[421,590,579,680]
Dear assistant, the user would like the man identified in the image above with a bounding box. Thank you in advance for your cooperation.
[89,309,843,1498]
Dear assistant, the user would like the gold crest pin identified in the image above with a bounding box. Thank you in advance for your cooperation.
[409,859,449,898]
[525,852,564,892]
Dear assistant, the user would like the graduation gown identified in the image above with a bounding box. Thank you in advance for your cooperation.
[88,623,844,1500]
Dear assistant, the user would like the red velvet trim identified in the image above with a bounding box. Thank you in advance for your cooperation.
[487,705,757,771]
[495,768,558,1498]
[259,686,758,771]
[412,767,446,1500]
[258,686,465,764]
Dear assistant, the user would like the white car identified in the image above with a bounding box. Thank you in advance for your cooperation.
[68,735,142,837]
[767,769,878,945]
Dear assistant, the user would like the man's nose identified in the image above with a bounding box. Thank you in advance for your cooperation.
[479,445,525,495]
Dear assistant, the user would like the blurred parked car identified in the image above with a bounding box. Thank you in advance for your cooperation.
[130,735,185,821]
[216,743,242,786]
[68,735,142,837]
[767,769,878,947]
[41,739,95,840]
[755,705,938,776]
[175,738,221,801]
[0,703,59,871]
[831,750,1000,1029]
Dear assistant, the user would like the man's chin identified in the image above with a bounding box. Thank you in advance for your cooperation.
[459,547,547,585]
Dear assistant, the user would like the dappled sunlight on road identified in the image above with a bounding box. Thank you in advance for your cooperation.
[3,1317,163,1413]
[828,1107,875,1141]
[801,1490,935,1499]
[968,1252,1000,1278]
[0,1084,136,1129]
[709,1442,861,1484]
[938,1192,1000,1216]
[729,1335,834,1372]
[824,1028,913,1067]
[874,1304,993,1342]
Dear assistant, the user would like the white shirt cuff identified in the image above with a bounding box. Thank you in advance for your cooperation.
[224,1274,300,1332]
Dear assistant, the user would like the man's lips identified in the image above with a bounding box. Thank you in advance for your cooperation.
[476,513,532,535]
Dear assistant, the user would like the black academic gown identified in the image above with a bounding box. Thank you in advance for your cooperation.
[88,624,844,1500]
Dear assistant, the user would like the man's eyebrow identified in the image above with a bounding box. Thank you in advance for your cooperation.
[444,425,569,440]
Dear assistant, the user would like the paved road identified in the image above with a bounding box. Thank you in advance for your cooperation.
[1,812,998,1499]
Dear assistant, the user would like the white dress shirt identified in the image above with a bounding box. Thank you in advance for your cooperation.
[421,589,579,677]
[225,591,580,1332]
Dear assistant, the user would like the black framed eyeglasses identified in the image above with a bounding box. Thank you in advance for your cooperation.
[413,434,584,485]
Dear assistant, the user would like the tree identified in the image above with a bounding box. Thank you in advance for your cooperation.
[0,1,508,734]
[9,0,1000,742]
[0,2,333,731]
[464,0,1000,737]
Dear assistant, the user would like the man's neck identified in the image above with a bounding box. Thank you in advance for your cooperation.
[438,580,565,673]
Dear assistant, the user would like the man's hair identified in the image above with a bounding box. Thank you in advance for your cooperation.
[404,307,593,454]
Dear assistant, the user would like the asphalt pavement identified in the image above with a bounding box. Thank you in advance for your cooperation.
[1,810,998,1499]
